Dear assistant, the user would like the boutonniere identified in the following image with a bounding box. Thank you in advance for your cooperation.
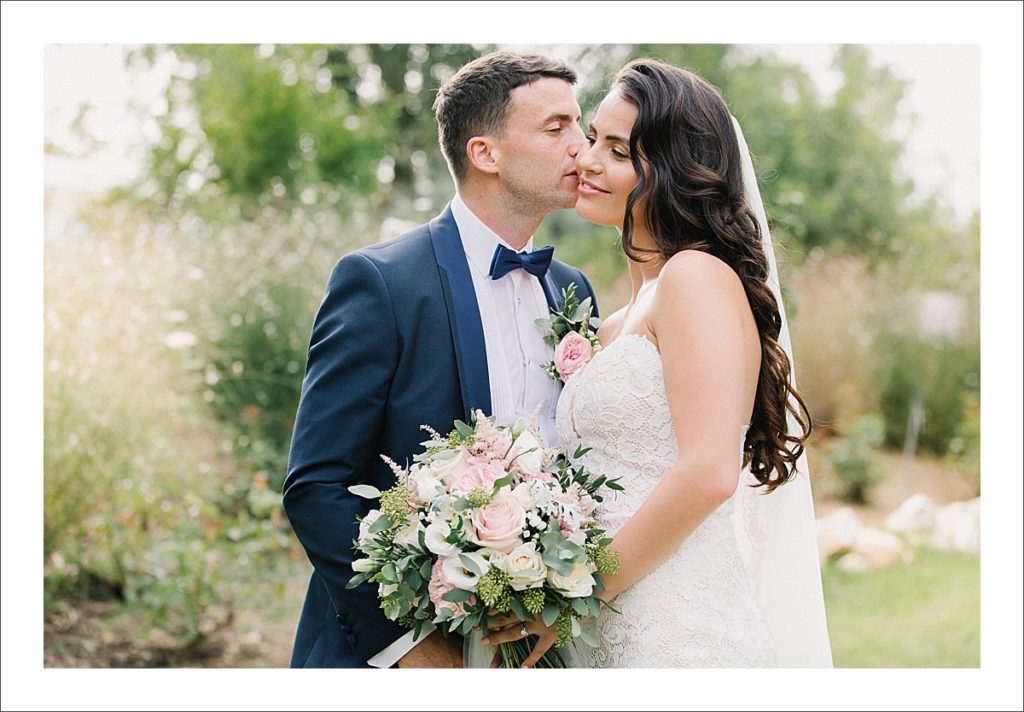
[535,282,602,382]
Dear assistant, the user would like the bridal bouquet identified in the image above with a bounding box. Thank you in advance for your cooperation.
[535,282,602,382]
[346,410,622,668]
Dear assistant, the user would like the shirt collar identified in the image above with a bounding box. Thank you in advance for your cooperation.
[451,193,535,277]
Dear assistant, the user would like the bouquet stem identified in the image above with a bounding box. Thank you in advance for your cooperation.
[497,638,567,668]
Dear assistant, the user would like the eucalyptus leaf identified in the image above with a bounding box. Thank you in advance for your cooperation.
[542,602,560,627]
[454,420,475,438]
[368,514,393,534]
[346,572,371,589]
[442,587,474,603]
[571,617,581,637]
[459,553,483,577]
[509,598,527,620]
[348,484,381,499]
[571,597,588,616]
[578,627,597,647]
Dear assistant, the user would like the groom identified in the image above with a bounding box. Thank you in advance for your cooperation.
[282,52,599,668]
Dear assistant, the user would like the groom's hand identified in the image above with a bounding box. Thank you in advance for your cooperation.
[395,630,463,668]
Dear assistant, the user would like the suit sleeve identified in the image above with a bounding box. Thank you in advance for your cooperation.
[282,251,407,662]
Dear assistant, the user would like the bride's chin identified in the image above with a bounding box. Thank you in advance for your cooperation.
[573,203,610,227]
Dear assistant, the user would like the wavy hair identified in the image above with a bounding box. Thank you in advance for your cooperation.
[614,58,811,492]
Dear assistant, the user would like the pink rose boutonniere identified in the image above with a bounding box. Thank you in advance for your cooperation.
[536,282,601,382]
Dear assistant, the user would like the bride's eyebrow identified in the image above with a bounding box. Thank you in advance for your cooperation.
[587,122,628,144]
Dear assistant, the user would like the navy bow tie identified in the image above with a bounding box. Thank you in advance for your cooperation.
[488,244,555,280]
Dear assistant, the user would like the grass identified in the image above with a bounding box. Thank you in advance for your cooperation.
[822,547,979,667]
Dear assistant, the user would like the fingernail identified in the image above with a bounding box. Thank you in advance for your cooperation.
[481,638,490,645]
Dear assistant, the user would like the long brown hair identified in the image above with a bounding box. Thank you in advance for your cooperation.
[614,58,811,492]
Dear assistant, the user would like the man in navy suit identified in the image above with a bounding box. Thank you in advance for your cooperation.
[282,52,598,668]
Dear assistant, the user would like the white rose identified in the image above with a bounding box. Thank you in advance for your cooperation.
[547,561,597,598]
[441,551,489,590]
[500,542,548,591]
[510,482,537,511]
[424,519,460,557]
[507,430,543,476]
[351,557,376,573]
[429,450,470,485]
[475,546,509,569]
[394,520,422,548]
[358,509,383,542]
[410,466,444,503]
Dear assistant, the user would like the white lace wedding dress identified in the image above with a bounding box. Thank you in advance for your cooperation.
[555,333,777,667]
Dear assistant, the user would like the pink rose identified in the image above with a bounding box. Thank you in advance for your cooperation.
[450,462,506,495]
[470,494,526,553]
[554,331,595,379]
[429,558,473,617]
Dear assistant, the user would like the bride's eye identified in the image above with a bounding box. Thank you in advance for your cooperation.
[586,135,596,146]
[612,148,629,160]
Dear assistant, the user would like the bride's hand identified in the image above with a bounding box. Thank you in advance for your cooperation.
[480,612,559,668]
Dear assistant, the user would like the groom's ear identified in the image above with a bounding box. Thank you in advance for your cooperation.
[466,136,500,176]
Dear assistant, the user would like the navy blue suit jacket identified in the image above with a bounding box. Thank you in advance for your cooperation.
[282,205,598,667]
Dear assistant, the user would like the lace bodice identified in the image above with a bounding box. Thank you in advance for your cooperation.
[556,334,776,667]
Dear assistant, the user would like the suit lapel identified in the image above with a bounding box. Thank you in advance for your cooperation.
[540,271,560,313]
[429,205,491,420]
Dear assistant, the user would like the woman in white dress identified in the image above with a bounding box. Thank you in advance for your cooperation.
[483,59,832,667]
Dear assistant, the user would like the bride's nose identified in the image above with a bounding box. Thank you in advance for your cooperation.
[575,144,601,174]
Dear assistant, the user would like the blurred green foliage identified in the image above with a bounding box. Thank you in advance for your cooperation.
[828,414,887,504]
[44,43,980,663]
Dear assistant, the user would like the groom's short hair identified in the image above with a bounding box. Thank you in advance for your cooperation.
[433,52,577,184]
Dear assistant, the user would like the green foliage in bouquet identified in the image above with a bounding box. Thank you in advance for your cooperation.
[345,412,624,667]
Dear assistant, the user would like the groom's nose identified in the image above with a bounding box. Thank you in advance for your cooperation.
[567,124,586,156]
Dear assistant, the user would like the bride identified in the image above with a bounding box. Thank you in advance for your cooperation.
[483,59,833,667]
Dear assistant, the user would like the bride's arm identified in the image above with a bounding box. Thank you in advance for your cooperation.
[599,250,756,601]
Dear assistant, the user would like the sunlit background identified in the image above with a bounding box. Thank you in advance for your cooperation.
[41,42,981,669]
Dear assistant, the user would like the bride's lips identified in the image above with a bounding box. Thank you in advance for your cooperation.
[577,177,609,197]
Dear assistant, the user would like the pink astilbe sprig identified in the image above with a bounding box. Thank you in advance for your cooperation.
[463,409,513,466]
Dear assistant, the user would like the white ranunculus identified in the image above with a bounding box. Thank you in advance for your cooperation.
[358,509,383,542]
[547,561,597,598]
[351,557,376,573]
[394,520,422,548]
[424,519,460,557]
[441,551,489,590]
[507,430,543,475]
[501,542,548,590]
[429,450,470,484]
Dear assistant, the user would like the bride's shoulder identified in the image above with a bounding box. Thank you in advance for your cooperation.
[654,250,747,315]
